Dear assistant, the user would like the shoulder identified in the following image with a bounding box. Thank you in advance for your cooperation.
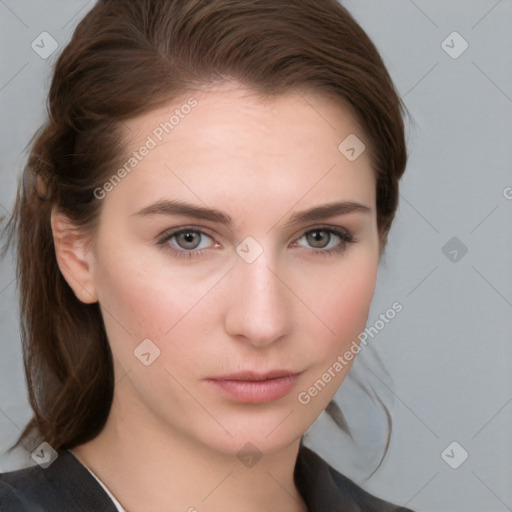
[0,451,118,512]
[295,444,415,512]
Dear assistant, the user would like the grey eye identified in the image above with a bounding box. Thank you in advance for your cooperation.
[169,230,213,250]
[305,229,332,249]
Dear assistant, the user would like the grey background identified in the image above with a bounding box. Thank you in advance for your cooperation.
[1,1,511,510]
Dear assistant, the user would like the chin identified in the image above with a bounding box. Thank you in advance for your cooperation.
[192,409,312,458]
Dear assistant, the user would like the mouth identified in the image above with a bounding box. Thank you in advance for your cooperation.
[205,370,301,403]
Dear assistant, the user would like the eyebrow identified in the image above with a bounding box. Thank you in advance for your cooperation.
[133,199,371,228]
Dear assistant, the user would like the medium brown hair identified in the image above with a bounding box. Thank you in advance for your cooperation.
[3,0,407,454]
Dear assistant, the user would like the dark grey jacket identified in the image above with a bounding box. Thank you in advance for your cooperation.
[0,445,414,511]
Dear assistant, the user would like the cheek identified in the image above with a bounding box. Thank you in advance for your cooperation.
[333,266,377,337]
[92,247,219,369]
[293,253,378,412]
[298,252,378,355]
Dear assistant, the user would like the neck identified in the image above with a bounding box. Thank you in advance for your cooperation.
[72,386,308,512]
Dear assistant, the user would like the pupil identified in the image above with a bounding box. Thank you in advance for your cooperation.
[308,230,329,248]
[180,231,199,248]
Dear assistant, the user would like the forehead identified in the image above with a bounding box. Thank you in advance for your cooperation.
[127,84,366,153]
[106,85,376,226]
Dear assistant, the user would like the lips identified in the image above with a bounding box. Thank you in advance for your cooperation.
[205,370,301,403]
[210,370,298,382]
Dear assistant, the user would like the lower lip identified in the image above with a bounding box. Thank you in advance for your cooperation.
[206,375,299,403]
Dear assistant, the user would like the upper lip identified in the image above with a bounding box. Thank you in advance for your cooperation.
[208,370,299,381]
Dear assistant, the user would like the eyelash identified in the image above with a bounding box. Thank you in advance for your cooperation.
[155,225,355,260]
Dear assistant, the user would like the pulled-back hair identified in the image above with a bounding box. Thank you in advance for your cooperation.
[3,0,407,454]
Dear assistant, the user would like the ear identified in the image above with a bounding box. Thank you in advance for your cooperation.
[51,208,98,304]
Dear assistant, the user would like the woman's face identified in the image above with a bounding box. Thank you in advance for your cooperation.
[86,84,380,455]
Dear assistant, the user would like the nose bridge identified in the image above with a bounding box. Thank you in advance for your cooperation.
[240,256,280,307]
[224,244,291,345]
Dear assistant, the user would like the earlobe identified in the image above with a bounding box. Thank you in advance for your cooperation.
[51,208,98,304]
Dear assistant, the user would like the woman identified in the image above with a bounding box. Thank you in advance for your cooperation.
[0,0,411,510]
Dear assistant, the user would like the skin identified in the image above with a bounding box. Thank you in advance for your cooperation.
[52,83,381,512]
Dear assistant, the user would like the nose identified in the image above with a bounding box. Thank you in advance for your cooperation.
[223,251,293,347]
